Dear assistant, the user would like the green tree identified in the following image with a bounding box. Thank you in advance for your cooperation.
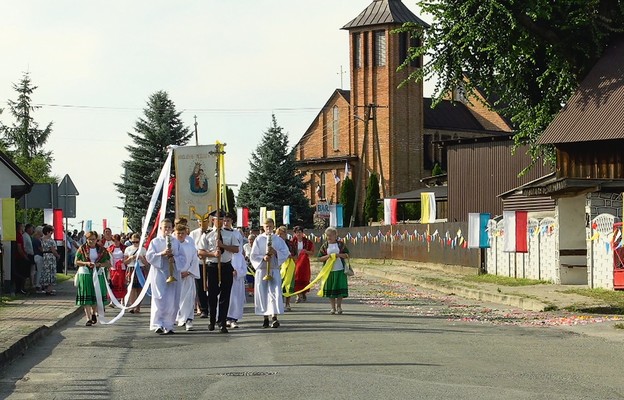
[4,72,53,160]
[364,173,381,223]
[339,176,355,227]
[225,186,236,214]
[237,115,313,228]
[116,91,192,231]
[400,1,624,167]
[1,72,56,224]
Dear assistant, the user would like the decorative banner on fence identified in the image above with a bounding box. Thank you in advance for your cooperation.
[102,218,108,231]
[85,220,93,232]
[54,209,64,240]
[122,217,129,234]
[503,210,528,253]
[329,205,344,228]
[420,192,436,223]
[237,207,249,228]
[260,207,267,226]
[468,213,491,248]
[0,198,16,241]
[283,205,290,226]
[383,198,398,225]
[173,145,218,221]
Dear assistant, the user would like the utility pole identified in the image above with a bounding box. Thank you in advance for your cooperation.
[350,104,373,227]
[194,115,199,146]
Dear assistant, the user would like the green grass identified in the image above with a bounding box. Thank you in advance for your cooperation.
[560,288,624,314]
[56,273,73,283]
[462,274,550,287]
[614,323,624,330]
[0,295,17,308]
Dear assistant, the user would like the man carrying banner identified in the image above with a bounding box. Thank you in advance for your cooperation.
[197,210,240,333]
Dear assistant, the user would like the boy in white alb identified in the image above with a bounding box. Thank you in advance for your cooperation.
[175,224,200,331]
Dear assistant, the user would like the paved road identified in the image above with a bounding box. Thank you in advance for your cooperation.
[1,275,623,400]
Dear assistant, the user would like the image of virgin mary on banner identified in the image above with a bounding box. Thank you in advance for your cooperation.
[174,145,217,221]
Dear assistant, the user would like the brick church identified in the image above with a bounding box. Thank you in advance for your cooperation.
[293,0,512,223]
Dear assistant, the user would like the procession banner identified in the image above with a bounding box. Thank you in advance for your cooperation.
[174,145,218,221]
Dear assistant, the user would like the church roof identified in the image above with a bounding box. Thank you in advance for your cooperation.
[423,98,509,134]
[342,0,429,30]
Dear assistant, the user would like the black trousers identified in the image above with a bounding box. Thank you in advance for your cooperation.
[206,262,234,327]
[195,261,209,314]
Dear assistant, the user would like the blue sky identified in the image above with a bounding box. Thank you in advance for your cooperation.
[0,1,431,232]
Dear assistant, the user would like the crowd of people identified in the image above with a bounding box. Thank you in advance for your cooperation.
[28,214,351,334]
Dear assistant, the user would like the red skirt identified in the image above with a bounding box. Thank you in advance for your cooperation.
[110,267,127,299]
[294,253,311,293]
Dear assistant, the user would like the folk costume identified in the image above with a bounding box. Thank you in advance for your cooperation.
[146,234,185,333]
[317,240,349,299]
[176,236,200,328]
[75,244,110,306]
[227,228,247,325]
[250,233,290,317]
[108,243,127,300]
[292,236,314,295]
[198,219,240,331]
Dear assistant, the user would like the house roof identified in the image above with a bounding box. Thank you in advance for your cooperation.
[0,150,34,198]
[538,38,624,145]
[342,0,429,30]
[516,172,624,197]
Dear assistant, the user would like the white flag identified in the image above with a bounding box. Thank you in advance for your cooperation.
[283,205,290,226]
[344,161,350,177]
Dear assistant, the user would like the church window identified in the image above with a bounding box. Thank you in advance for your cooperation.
[399,33,421,68]
[332,106,340,150]
[353,33,362,68]
[374,30,386,67]
[320,172,326,200]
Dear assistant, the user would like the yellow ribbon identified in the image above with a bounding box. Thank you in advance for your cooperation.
[284,254,337,297]
[280,258,296,291]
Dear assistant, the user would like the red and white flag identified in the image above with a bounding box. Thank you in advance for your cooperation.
[503,210,528,253]
[383,198,398,225]
[237,207,249,228]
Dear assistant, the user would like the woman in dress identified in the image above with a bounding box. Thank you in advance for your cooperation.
[124,233,148,313]
[108,234,127,303]
[40,225,60,295]
[317,226,349,315]
[291,226,314,303]
[75,231,111,326]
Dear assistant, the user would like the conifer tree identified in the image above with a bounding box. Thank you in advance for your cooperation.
[363,173,381,224]
[339,176,355,227]
[237,115,313,228]
[2,72,56,224]
[116,91,191,231]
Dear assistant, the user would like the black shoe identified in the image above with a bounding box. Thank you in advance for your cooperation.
[271,320,280,328]
[199,312,208,319]
[208,323,215,331]
[262,318,270,328]
[155,327,164,334]
[220,326,229,334]
[91,314,97,324]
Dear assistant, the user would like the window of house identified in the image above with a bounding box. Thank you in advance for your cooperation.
[353,33,362,68]
[332,106,340,150]
[374,30,386,67]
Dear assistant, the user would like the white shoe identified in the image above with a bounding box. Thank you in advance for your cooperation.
[229,321,239,329]
[330,309,336,315]
[185,320,193,331]
[177,320,185,327]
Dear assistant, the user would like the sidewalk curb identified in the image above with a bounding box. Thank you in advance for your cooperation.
[0,305,82,368]
[355,266,549,312]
